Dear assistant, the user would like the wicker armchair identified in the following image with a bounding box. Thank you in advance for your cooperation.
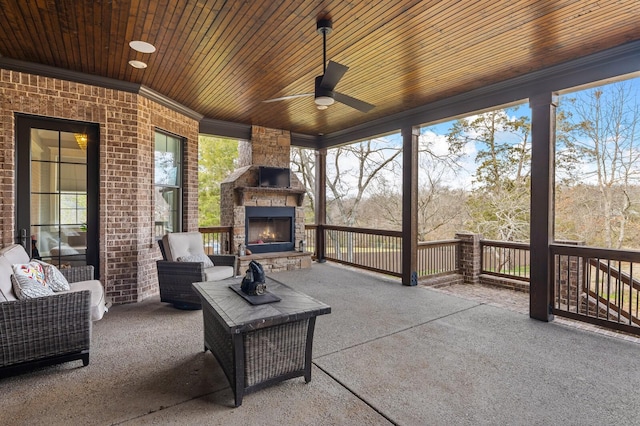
[156,232,237,309]
[0,264,96,377]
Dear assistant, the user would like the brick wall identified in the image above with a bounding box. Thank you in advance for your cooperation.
[554,240,585,311]
[0,68,199,304]
[456,232,482,284]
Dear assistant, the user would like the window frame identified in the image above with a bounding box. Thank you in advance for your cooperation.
[154,129,184,239]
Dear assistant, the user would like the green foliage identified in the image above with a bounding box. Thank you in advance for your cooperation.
[447,108,530,190]
[198,135,238,226]
[447,106,532,241]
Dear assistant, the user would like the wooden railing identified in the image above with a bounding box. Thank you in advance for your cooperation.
[586,258,640,326]
[304,224,317,258]
[303,226,640,335]
[550,244,640,335]
[199,226,233,254]
[481,240,530,282]
[321,225,403,277]
[305,225,461,279]
[417,239,460,278]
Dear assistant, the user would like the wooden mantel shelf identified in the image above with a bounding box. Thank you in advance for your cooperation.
[234,186,306,206]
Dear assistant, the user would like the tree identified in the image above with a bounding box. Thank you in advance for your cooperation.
[325,139,402,227]
[446,107,532,241]
[325,139,402,261]
[198,136,238,226]
[290,147,316,223]
[373,130,468,240]
[557,82,640,249]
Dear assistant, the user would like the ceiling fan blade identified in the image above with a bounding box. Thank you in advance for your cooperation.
[320,60,348,90]
[262,93,313,103]
[334,92,375,113]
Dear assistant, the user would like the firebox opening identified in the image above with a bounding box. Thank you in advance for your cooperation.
[248,217,291,244]
[245,206,295,253]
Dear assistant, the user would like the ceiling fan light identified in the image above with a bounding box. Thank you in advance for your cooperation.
[315,96,334,106]
[316,105,328,110]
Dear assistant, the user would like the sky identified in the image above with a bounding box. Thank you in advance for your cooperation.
[324,74,640,197]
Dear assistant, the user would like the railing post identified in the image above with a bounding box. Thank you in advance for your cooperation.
[401,125,419,286]
[315,148,327,263]
[456,233,482,284]
[529,92,557,322]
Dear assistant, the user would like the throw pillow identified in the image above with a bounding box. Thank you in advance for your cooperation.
[11,262,54,299]
[177,253,214,267]
[33,259,71,292]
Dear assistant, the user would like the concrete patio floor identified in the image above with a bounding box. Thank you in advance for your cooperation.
[2,262,640,425]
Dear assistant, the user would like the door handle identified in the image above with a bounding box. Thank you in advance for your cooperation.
[19,228,28,251]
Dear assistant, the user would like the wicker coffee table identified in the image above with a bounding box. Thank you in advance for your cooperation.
[192,277,331,407]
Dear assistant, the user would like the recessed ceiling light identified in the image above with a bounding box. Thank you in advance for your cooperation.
[129,40,156,53]
[128,60,147,69]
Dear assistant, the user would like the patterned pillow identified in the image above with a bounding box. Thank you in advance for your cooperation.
[177,253,214,267]
[33,259,71,292]
[11,262,54,299]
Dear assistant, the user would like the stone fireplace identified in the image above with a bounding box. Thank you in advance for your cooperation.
[245,206,295,253]
[220,126,311,273]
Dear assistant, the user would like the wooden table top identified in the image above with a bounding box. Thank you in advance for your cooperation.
[193,277,331,334]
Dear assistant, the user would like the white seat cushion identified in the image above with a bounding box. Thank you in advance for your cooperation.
[0,256,18,302]
[204,265,235,282]
[164,232,206,262]
[0,244,30,264]
[61,280,107,321]
[0,245,31,302]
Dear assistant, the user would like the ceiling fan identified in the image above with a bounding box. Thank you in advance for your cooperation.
[263,18,375,113]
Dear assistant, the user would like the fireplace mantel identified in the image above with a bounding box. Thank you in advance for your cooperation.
[234,186,306,206]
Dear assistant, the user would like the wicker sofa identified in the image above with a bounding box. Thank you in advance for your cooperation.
[156,232,237,309]
[0,244,106,376]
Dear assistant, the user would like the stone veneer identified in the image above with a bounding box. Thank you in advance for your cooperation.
[221,126,309,268]
[238,251,312,275]
[0,68,200,304]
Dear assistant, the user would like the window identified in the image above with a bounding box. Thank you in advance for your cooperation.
[29,128,90,265]
[154,131,183,238]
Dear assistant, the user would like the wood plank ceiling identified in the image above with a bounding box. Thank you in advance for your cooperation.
[1,0,639,136]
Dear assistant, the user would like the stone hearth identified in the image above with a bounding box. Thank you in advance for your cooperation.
[220,126,311,274]
[238,251,312,274]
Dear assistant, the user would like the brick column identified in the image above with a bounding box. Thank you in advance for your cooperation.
[456,232,482,284]
[554,240,585,311]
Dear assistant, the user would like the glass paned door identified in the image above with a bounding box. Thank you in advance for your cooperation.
[30,129,87,266]
[16,115,99,272]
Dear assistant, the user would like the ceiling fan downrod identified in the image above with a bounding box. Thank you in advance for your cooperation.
[316,19,333,74]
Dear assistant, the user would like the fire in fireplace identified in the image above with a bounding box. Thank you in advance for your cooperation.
[245,206,295,253]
